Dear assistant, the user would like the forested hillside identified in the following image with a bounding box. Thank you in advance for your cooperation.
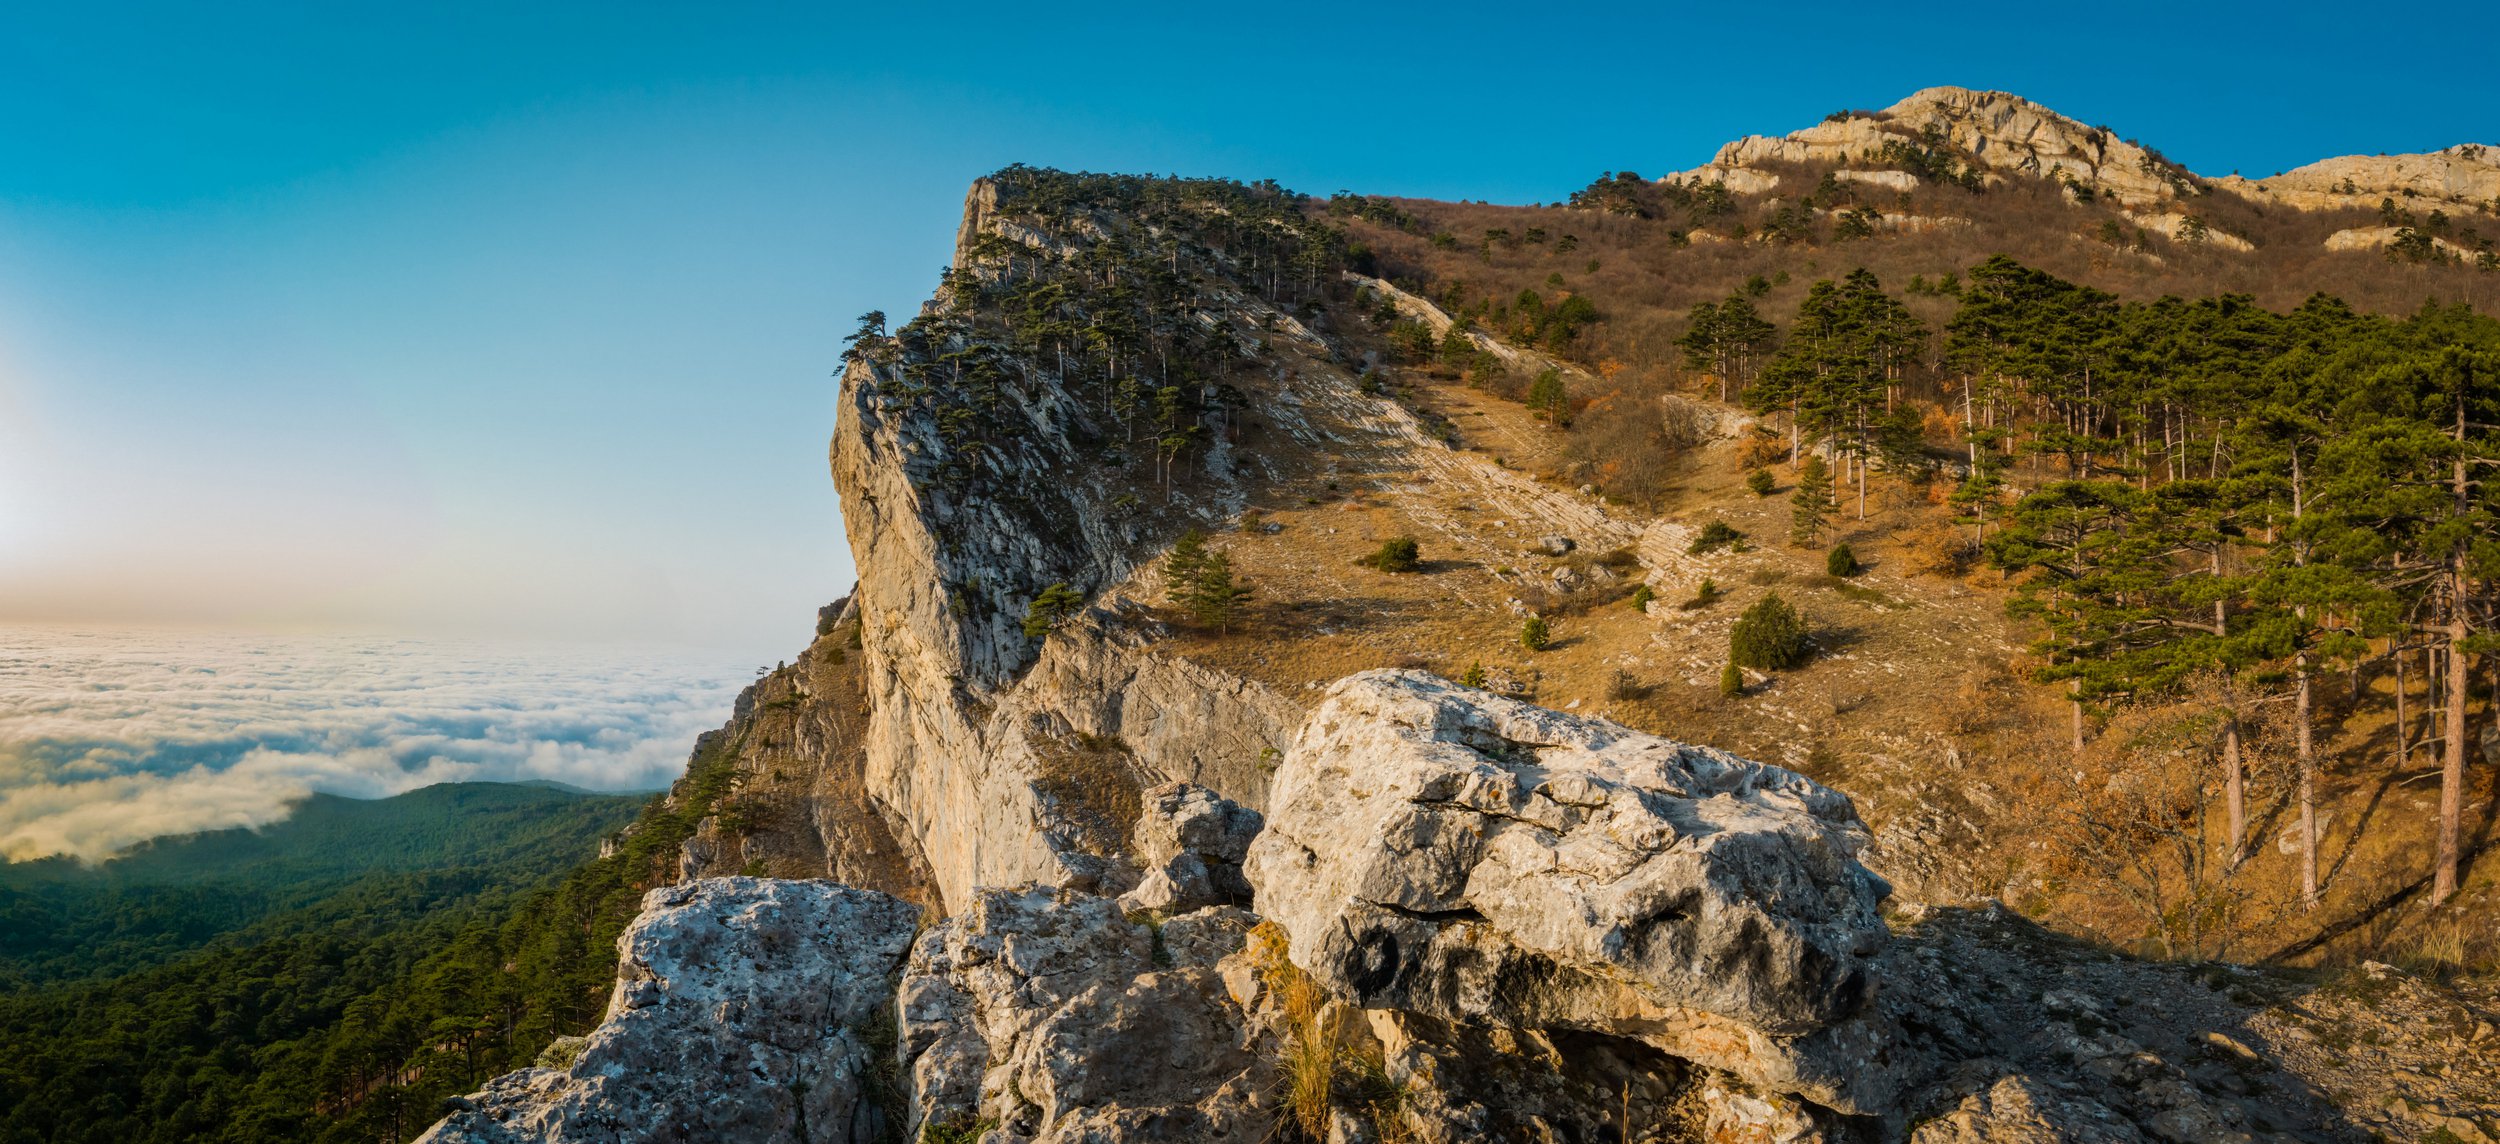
[1323,151,2500,967]
[0,768,735,1144]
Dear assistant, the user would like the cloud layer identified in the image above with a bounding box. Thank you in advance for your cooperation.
[0,624,753,860]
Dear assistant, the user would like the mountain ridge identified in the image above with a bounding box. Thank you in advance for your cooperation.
[1669,85,2500,217]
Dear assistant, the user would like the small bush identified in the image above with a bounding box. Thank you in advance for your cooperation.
[1608,670,1647,701]
[1360,535,1423,572]
[1739,432,1787,468]
[1826,543,1861,577]
[1460,661,1488,688]
[1520,615,1550,651]
[1679,578,1721,610]
[1745,468,1776,496]
[1900,520,1977,577]
[1729,593,1809,670]
[1720,662,1745,697]
[1688,520,1746,555]
[1629,584,1655,611]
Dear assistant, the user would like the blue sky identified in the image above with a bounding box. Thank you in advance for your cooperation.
[2,1,2492,660]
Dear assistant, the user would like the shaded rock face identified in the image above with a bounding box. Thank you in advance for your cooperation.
[416,879,918,1144]
[1118,781,1263,914]
[895,885,1273,1143]
[1245,670,1892,1107]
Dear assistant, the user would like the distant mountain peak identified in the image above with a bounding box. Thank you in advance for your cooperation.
[1671,87,2500,214]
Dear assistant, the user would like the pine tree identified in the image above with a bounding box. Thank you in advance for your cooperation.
[1826,544,1859,577]
[1520,615,1550,651]
[1526,369,1569,425]
[1020,583,1085,639]
[1720,662,1745,697]
[1185,551,1254,634]
[1460,661,1488,688]
[1163,529,1209,609]
[1790,456,1835,546]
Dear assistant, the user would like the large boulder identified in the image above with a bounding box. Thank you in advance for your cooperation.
[417,878,919,1144]
[1117,781,1264,914]
[1244,670,1895,1110]
[896,884,1273,1143]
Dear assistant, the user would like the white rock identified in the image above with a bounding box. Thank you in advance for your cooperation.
[897,885,1268,1142]
[1245,671,1894,1108]
[418,879,920,1144]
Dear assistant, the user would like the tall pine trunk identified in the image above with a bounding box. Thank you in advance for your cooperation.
[2435,558,2469,905]
[2297,654,2319,909]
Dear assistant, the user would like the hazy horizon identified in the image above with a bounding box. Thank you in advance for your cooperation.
[0,621,751,862]
[5,4,2495,658]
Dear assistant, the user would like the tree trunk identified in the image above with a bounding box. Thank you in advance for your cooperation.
[2070,679,2085,754]
[2435,571,2469,905]
[2298,653,2319,910]
[2224,707,2247,867]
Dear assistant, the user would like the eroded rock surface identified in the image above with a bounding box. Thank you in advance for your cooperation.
[417,878,918,1144]
[1246,669,1895,1108]
[896,884,1272,1143]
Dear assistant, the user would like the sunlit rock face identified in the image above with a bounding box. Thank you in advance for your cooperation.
[415,879,919,1144]
[1246,669,1899,1110]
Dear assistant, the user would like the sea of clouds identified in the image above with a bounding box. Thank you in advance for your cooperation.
[0,624,756,861]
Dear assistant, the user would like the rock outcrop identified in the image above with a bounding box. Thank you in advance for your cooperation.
[1117,781,1262,914]
[2323,223,2488,261]
[896,885,1271,1142]
[416,879,919,1144]
[1246,670,1898,1110]
[1670,86,2203,207]
[2219,143,2500,213]
[1668,85,2498,218]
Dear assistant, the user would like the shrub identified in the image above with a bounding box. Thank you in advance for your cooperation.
[1629,584,1655,611]
[1679,578,1721,610]
[1460,661,1488,688]
[1520,615,1550,652]
[1688,520,1746,555]
[1745,468,1776,496]
[1826,543,1861,577]
[1899,519,1977,577]
[1729,593,1808,670]
[1720,662,1745,697]
[1360,535,1423,573]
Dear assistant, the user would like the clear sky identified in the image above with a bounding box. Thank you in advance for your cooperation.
[3,1,2492,661]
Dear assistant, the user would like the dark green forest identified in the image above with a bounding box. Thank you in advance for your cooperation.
[0,750,738,1144]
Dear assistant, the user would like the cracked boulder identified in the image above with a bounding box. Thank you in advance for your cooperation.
[1243,670,1896,1112]
[417,878,920,1144]
[1117,781,1264,914]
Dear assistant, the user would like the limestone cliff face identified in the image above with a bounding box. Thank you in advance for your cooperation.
[827,173,1342,908]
